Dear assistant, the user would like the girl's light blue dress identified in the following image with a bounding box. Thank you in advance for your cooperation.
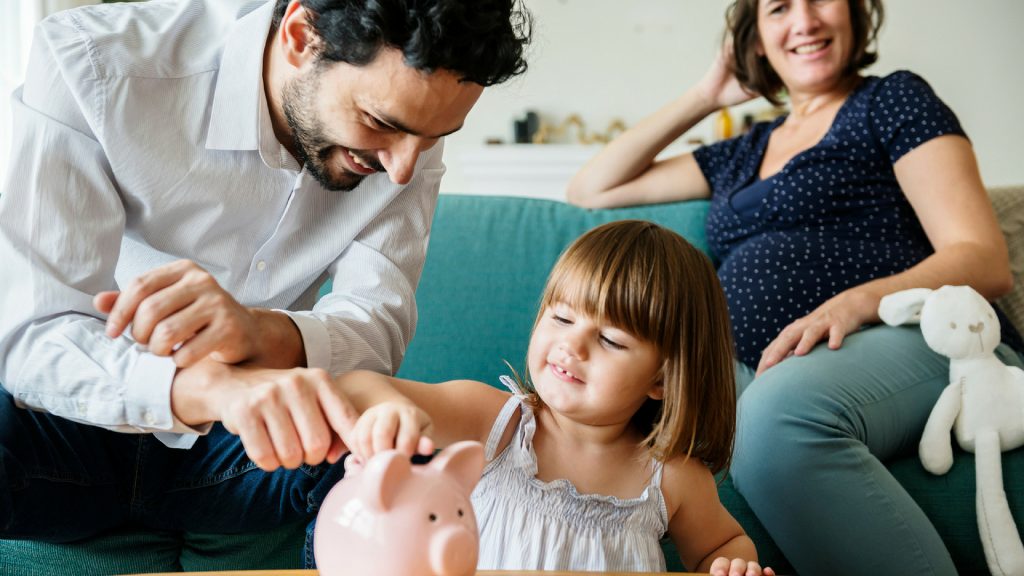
[471,376,669,571]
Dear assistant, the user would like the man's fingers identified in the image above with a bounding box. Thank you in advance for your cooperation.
[319,385,360,452]
[326,434,348,464]
[93,291,119,314]
[169,326,217,367]
[262,402,304,470]
[106,263,189,337]
[131,285,205,347]
[235,418,280,471]
[286,395,332,466]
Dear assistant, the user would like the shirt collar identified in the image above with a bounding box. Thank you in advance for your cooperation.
[205,0,275,153]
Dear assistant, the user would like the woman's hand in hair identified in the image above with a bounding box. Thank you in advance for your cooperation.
[695,41,758,111]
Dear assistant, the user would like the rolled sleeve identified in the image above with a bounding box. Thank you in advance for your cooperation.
[279,308,332,371]
[0,16,198,444]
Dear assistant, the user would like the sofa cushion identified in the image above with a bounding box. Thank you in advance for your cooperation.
[0,520,307,576]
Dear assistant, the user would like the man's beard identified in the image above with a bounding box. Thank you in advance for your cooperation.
[282,68,377,192]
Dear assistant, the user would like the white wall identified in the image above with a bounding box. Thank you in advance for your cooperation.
[442,0,1024,193]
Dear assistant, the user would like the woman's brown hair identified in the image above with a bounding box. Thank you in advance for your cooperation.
[527,220,736,474]
[727,0,884,105]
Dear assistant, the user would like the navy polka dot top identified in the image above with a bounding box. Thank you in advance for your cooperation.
[694,70,1022,368]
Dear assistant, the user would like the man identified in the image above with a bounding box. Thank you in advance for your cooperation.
[0,0,529,560]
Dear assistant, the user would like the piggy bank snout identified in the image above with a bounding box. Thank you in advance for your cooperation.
[429,524,478,576]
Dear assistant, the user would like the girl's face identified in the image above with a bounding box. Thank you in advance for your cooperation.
[527,302,664,427]
[756,0,854,97]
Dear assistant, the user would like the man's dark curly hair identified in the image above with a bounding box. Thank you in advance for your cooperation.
[272,0,531,86]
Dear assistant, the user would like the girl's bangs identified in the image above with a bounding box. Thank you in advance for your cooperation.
[541,242,667,345]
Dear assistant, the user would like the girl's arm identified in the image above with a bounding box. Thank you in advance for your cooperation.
[664,458,772,575]
[335,370,510,460]
[756,134,1012,374]
[566,46,755,209]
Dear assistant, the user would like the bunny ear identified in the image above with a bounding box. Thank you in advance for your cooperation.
[878,288,933,326]
[430,441,485,495]
[359,451,411,512]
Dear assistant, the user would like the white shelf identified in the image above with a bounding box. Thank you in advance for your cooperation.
[451,144,603,202]
[449,143,696,202]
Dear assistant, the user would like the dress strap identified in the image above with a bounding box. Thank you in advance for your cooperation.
[484,394,523,461]
[498,374,529,397]
[650,458,665,489]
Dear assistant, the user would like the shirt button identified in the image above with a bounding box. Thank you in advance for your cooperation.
[256,260,267,271]
[144,411,157,425]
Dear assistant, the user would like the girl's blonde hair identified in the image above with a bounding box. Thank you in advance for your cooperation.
[527,220,736,474]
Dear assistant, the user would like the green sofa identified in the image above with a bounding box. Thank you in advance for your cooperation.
[3,194,1023,574]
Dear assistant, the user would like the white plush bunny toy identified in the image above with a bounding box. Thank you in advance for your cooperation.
[879,285,1024,576]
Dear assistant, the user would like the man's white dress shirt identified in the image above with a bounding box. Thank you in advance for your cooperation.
[0,0,445,448]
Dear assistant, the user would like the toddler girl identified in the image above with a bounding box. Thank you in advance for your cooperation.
[336,220,771,576]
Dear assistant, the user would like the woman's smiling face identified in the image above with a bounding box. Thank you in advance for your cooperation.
[756,0,855,97]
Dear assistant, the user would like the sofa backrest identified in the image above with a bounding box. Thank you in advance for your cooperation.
[395,187,1024,384]
[991,186,1024,332]
[397,195,711,384]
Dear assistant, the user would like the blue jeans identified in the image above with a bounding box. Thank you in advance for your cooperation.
[730,324,1024,575]
[0,390,345,567]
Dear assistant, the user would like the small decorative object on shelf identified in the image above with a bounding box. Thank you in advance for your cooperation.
[531,114,628,145]
[513,110,540,143]
[713,107,734,141]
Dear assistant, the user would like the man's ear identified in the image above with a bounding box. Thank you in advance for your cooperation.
[278,0,319,69]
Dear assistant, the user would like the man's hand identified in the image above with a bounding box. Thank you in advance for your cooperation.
[173,361,359,471]
[94,260,286,367]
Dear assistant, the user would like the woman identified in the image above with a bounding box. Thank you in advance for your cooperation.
[567,1,1023,574]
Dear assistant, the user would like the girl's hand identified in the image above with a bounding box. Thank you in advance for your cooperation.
[757,289,881,375]
[350,401,435,463]
[709,557,775,576]
[695,41,758,110]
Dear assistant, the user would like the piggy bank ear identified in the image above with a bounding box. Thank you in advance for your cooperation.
[430,441,485,495]
[879,288,932,326]
[359,451,412,512]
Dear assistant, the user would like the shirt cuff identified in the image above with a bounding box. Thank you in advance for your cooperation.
[279,310,331,371]
[126,352,213,449]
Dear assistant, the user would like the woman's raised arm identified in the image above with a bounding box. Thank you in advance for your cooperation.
[566,46,756,209]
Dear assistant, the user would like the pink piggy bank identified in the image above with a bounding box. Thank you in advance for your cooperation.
[313,441,485,576]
